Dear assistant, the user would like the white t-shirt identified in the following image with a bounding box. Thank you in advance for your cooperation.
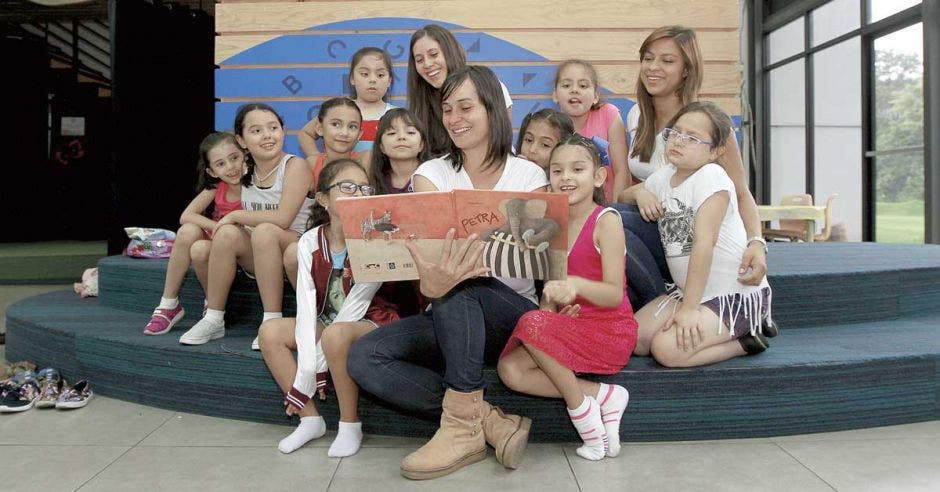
[626,104,666,182]
[414,154,548,302]
[643,163,768,303]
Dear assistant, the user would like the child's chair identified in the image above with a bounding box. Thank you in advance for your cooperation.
[762,193,838,242]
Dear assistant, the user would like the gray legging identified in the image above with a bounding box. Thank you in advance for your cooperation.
[609,203,669,309]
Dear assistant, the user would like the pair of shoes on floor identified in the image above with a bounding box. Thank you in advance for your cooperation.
[0,369,93,412]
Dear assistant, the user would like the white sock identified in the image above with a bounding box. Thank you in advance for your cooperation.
[328,421,363,458]
[158,297,179,309]
[263,312,283,323]
[568,396,607,461]
[596,383,630,457]
[278,415,326,454]
[204,308,224,324]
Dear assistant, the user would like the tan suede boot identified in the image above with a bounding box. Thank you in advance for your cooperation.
[481,401,531,469]
[400,389,487,480]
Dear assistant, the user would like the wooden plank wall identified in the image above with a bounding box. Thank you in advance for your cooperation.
[215,0,741,157]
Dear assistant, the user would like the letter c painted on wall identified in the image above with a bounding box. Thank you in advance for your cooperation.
[327,39,347,59]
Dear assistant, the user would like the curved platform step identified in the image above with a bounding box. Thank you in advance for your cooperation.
[7,290,939,442]
[96,242,940,330]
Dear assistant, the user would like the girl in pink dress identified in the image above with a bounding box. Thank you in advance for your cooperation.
[142,132,244,335]
[498,134,638,462]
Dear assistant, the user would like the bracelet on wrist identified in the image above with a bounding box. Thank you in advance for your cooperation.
[747,236,768,254]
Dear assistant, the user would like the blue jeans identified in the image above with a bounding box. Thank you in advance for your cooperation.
[609,203,669,308]
[347,277,538,417]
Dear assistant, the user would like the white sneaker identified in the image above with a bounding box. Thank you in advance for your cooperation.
[251,335,260,351]
[178,317,225,345]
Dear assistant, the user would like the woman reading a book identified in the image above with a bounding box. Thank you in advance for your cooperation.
[348,66,546,480]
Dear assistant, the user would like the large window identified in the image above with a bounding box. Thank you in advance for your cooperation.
[872,23,924,243]
[755,0,926,243]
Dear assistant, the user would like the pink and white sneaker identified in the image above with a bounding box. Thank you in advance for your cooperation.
[143,305,185,335]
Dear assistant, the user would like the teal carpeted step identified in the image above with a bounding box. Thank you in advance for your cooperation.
[6,290,939,442]
[0,241,106,284]
[96,242,940,328]
[97,255,295,328]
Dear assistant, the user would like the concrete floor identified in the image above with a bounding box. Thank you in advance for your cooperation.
[2,285,939,491]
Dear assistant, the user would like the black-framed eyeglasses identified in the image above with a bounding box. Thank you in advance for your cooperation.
[662,128,713,147]
[328,181,376,196]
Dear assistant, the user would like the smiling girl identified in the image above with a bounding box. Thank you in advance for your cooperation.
[498,134,636,462]
[143,132,245,336]
[179,104,315,350]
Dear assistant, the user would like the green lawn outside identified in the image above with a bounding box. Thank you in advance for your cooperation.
[875,200,925,243]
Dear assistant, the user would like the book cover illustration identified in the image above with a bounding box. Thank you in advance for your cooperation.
[336,190,568,283]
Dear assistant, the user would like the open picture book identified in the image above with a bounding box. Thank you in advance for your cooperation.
[335,190,569,283]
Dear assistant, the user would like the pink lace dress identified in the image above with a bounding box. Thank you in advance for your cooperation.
[501,206,638,374]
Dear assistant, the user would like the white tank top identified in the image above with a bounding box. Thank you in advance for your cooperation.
[626,104,667,181]
[240,153,315,235]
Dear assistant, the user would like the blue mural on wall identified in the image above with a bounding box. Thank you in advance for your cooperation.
[215,17,739,156]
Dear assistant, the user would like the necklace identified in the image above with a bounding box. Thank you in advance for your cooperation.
[253,163,279,185]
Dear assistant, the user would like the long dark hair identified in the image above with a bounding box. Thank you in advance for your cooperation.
[306,158,369,231]
[370,108,430,195]
[407,24,467,157]
[440,66,513,173]
[632,26,703,163]
[195,132,241,192]
[515,108,575,156]
[550,133,607,206]
[233,103,285,187]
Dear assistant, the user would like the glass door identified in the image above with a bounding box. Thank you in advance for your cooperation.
[869,23,924,243]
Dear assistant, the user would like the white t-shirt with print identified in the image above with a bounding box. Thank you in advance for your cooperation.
[643,163,768,303]
[413,154,548,303]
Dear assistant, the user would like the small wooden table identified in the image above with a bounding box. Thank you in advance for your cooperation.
[757,205,827,242]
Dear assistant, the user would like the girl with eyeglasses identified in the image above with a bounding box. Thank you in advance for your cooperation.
[620,101,773,369]
[258,158,421,456]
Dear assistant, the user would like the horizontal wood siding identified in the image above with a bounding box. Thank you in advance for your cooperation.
[216,0,741,156]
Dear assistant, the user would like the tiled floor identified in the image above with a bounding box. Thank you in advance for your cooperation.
[3,286,939,491]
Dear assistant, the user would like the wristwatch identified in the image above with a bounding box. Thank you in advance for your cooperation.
[747,236,768,254]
